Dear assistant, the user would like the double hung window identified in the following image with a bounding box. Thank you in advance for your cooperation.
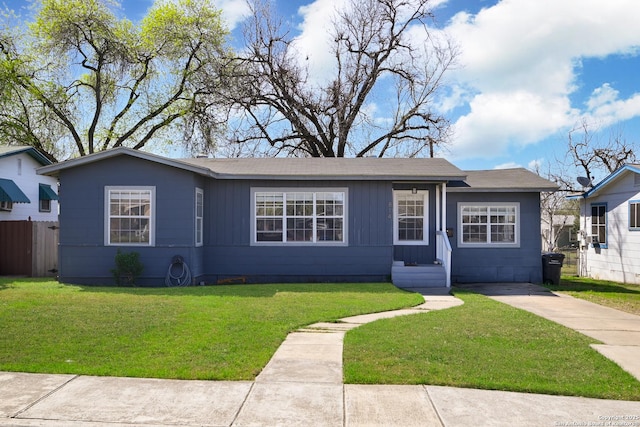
[591,204,607,245]
[630,201,640,231]
[195,188,204,246]
[106,187,155,246]
[253,189,346,244]
[393,191,428,245]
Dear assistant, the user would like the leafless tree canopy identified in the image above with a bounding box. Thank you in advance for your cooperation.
[223,0,457,158]
[566,120,637,186]
[538,121,638,250]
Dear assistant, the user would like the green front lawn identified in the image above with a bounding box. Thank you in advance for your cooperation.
[2,278,638,400]
[343,290,640,401]
[545,276,640,316]
[0,278,421,380]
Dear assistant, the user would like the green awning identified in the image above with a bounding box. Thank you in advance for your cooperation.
[0,178,30,203]
[39,183,59,201]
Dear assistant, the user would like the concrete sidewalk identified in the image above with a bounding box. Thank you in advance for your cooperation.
[2,371,640,427]
[1,288,640,426]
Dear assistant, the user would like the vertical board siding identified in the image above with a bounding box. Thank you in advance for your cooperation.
[446,192,543,283]
[204,180,393,282]
[57,156,204,285]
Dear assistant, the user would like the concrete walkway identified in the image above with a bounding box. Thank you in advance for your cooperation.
[1,286,640,426]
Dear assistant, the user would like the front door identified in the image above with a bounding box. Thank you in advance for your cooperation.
[392,189,433,265]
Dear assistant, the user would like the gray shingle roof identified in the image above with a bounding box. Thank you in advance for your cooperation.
[448,168,558,192]
[182,157,467,181]
[37,147,557,192]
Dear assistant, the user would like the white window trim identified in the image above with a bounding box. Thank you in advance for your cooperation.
[457,202,520,248]
[39,199,51,212]
[250,187,348,246]
[104,186,156,246]
[590,203,608,247]
[630,200,640,231]
[195,187,204,247]
[393,190,429,246]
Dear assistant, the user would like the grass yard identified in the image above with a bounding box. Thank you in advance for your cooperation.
[343,289,640,401]
[545,276,640,316]
[3,278,639,400]
[0,278,422,380]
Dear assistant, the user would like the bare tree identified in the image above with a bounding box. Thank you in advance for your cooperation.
[566,120,637,187]
[539,120,638,251]
[222,0,457,158]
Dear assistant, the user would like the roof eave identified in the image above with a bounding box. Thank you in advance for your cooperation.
[0,146,52,166]
[212,173,468,181]
[575,164,640,199]
[448,186,558,193]
[37,147,212,178]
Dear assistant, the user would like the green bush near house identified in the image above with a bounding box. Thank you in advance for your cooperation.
[111,250,144,286]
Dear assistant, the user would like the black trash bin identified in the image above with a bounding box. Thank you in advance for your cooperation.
[542,252,565,285]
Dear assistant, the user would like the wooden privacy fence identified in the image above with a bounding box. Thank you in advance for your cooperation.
[0,221,58,277]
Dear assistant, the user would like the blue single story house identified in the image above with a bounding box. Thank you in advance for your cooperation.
[38,148,557,288]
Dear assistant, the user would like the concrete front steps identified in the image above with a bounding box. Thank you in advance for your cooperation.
[392,261,447,289]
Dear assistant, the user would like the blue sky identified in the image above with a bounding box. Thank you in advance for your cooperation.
[6,0,640,181]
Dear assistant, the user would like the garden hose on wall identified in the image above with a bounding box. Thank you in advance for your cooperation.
[165,255,192,287]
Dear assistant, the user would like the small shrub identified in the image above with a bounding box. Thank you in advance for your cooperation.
[111,250,144,286]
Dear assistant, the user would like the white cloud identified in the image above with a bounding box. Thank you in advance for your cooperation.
[287,0,341,85]
[494,162,521,169]
[217,0,251,30]
[450,90,578,159]
[440,0,640,160]
[584,83,640,127]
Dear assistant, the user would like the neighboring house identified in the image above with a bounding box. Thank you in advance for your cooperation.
[1,145,60,276]
[569,164,640,285]
[0,146,59,221]
[541,214,576,251]
[38,148,557,287]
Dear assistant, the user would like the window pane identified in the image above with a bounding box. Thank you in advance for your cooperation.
[196,193,203,217]
[317,192,344,217]
[286,218,313,241]
[256,193,283,216]
[462,224,487,243]
[317,218,343,241]
[491,224,515,242]
[398,218,423,241]
[256,218,283,241]
[598,227,606,243]
[631,203,639,229]
[286,192,313,216]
